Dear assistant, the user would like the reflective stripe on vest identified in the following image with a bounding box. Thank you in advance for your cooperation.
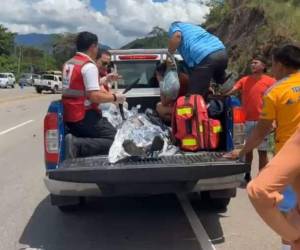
[213,125,222,133]
[62,88,85,97]
[177,107,193,116]
[199,125,203,133]
[182,138,197,146]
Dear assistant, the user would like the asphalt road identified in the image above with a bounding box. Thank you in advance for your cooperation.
[0,87,279,250]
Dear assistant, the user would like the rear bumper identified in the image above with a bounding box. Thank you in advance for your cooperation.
[36,85,52,90]
[45,154,249,196]
[44,173,244,197]
[44,177,102,196]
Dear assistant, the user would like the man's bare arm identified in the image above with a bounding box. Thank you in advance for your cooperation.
[223,85,239,95]
[168,31,181,54]
[248,127,300,243]
[239,119,273,157]
[87,90,125,104]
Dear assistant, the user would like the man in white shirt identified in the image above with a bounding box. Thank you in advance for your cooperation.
[62,31,126,158]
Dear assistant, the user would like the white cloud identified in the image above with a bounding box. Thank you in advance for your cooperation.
[107,0,210,37]
[0,0,210,48]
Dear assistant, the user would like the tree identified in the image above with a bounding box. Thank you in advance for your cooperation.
[53,33,77,68]
[0,55,18,72]
[19,46,57,73]
[0,25,15,56]
[0,25,17,72]
[0,25,60,74]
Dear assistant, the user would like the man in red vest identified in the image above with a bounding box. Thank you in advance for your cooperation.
[95,48,121,92]
[62,31,126,158]
[96,49,112,78]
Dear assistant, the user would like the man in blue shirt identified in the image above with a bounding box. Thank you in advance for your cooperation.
[168,21,228,97]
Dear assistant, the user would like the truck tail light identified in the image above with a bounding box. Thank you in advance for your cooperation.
[118,55,159,60]
[233,107,246,149]
[44,112,59,164]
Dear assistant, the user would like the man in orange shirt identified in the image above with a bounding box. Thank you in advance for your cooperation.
[225,56,276,181]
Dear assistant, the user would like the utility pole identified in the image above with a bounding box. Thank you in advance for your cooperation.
[44,51,48,71]
[17,46,22,75]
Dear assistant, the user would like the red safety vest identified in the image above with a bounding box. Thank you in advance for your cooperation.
[62,53,100,122]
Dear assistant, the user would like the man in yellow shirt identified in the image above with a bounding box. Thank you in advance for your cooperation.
[226,44,300,250]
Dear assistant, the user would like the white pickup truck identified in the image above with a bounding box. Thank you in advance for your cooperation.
[34,74,62,94]
[43,49,249,212]
[0,73,16,88]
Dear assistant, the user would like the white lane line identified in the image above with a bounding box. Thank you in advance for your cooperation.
[177,193,216,250]
[0,120,34,135]
[19,248,44,250]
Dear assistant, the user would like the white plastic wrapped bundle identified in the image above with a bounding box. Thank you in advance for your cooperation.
[108,113,168,163]
[101,103,139,128]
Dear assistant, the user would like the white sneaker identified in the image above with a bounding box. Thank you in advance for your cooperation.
[282,244,291,250]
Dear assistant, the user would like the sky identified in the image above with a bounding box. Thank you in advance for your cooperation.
[0,0,211,48]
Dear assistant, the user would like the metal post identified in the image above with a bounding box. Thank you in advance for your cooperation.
[17,46,22,75]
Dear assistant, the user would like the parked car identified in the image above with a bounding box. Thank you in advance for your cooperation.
[0,73,16,88]
[44,70,62,75]
[43,49,249,212]
[19,73,41,86]
[35,74,62,94]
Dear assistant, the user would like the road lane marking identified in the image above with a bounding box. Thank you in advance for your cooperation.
[177,193,216,250]
[20,248,44,250]
[0,120,34,135]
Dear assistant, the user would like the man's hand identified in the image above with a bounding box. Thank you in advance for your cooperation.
[166,56,176,69]
[223,149,242,159]
[115,93,126,104]
[222,86,238,96]
[106,73,122,82]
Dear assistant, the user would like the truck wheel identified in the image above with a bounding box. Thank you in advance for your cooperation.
[209,198,231,210]
[52,85,59,94]
[50,194,85,212]
[58,203,84,213]
[12,84,15,88]
[36,87,42,94]
[207,188,235,210]
[190,191,232,210]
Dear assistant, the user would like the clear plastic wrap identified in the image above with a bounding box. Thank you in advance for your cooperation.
[108,108,178,163]
[101,103,140,128]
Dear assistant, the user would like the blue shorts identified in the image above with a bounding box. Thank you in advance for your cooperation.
[278,186,297,213]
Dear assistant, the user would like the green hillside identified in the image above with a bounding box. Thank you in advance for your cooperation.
[121,27,168,49]
[205,0,300,74]
[122,0,300,75]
